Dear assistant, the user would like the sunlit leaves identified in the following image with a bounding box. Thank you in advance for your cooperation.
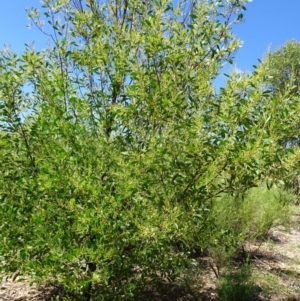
[1,0,299,299]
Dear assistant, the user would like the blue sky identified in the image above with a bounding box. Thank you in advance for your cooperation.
[0,1,46,51]
[1,0,300,86]
[232,0,300,71]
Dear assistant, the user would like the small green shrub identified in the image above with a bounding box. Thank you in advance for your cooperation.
[217,263,255,301]
[207,186,294,270]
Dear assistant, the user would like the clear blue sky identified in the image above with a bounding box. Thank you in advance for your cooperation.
[232,0,300,71]
[1,1,300,86]
[0,1,46,51]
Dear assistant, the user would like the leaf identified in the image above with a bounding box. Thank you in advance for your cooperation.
[144,19,151,26]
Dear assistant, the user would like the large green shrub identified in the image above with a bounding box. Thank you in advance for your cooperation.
[1,0,300,299]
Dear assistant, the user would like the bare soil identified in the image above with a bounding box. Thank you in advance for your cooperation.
[1,206,300,301]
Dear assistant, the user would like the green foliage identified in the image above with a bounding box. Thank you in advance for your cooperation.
[265,40,300,147]
[207,186,293,271]
[217,263,255,301]
[263,40,300,185]
[241,186,294,239]
[0,0,299,300]
[265,40,300,96]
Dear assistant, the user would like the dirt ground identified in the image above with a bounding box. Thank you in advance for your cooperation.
[249,206,300,301]
[1,207,300,301]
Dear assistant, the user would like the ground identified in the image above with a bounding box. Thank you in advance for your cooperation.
[1,206,300,301]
